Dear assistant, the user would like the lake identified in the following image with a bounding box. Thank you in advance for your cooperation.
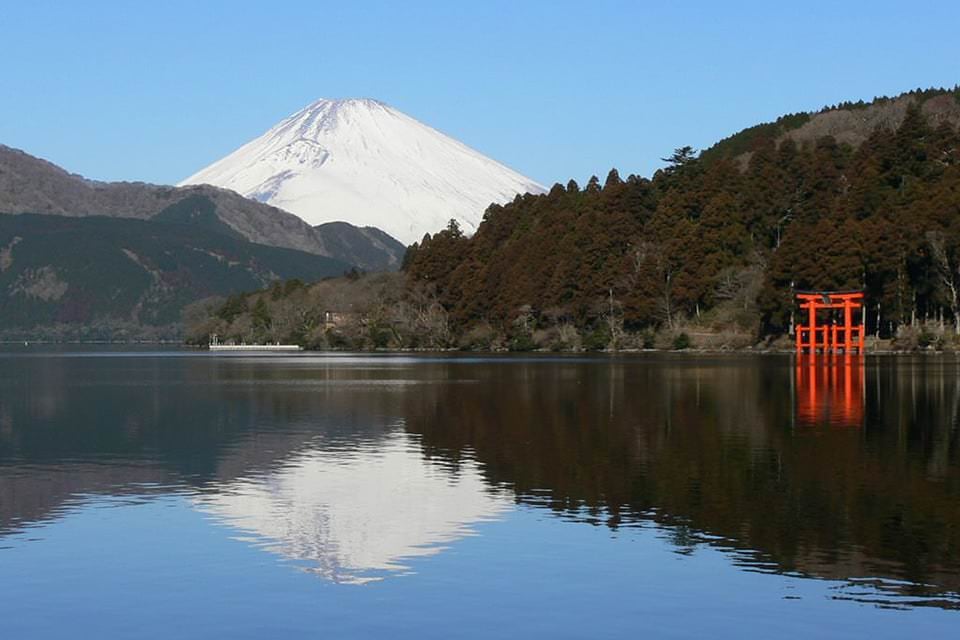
[1,350,958,638]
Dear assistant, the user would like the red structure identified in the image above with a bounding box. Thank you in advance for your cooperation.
[794,355,865,428]
[795,291,865,355]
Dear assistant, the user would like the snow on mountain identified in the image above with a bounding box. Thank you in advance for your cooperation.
[180,98,545,245]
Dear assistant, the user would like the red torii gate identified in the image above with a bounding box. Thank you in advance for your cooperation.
[795,291,865,355]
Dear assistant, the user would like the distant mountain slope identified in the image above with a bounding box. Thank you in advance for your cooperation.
[314,222,406,272]
[0,213,349,334]
[0,144,404,271]
[701,87,960,164]
[180,98,545,244]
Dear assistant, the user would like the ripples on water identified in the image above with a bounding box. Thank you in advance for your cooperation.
[1,350,959,636]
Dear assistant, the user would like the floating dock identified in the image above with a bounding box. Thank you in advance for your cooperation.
[208,344,302,352]
[208,335,302,352]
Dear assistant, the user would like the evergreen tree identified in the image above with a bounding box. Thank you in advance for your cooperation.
[403,93,960,340]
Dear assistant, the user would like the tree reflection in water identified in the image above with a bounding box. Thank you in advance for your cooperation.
[0,352,958,608]
[401,355,960,607]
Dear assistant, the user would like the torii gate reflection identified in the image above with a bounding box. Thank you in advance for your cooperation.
[792,290,867,427]
[794,355,865,428]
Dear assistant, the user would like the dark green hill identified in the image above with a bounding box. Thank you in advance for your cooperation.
[313,221,406,271]
[0,213,350,336]
[403,89,960,349]
[701,86,960,163]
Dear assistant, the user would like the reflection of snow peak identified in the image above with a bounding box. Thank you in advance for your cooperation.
[196,431,511,583]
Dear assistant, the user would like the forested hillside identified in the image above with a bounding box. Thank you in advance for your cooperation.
[402,89,960,349]
[0,214,349,340]
[188,88,960,351]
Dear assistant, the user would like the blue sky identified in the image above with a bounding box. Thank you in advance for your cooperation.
[2,1,958,187]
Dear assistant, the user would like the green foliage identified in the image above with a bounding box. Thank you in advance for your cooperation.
[642,331,656,349]
[371,327,393,349]
[583,326,611,351]
[178,88,960,351]
[270,278,305,300]
[660,146,700,172]
[312,221,406,272]
[251,298,271,333]
[701,86,960,165]
[403,90,960,343]
[400,242,418,271]
[508,333,537,352]
[0,213,349,333]
[700,113,811,163]
[458,324,496,351]
[187,271,460,351]
[218,294,247,322]
[918,330,938,349]
[152,194,244,240]
[325,329,353,350]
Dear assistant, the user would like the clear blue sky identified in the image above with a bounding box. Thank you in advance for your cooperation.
[2,0,958,187]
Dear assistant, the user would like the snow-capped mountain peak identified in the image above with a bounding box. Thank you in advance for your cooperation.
[180,98,545,244]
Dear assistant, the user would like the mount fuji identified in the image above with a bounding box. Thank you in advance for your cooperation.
[180,99,545,245]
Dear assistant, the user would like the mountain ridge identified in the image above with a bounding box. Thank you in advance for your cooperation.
[701,85,960,165]
[0,144,404,271]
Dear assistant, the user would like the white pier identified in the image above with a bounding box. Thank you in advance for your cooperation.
[208,335,302,352]
[208,344,303,352]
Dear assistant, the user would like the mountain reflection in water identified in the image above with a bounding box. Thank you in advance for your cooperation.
[195,430,510,583]
[0,351,959,612]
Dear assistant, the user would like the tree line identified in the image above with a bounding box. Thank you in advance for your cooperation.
[189,91,960,351]
[403,99,960,349]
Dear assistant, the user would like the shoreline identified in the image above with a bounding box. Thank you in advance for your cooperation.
[1,341,956,357]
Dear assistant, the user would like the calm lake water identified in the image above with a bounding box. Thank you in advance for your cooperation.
[1,350,958,638]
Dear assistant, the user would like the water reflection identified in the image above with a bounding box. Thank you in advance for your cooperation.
[1,352,959,610]
[196,430,510,583]
[399,356,960,607]
[794,355,865,428]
